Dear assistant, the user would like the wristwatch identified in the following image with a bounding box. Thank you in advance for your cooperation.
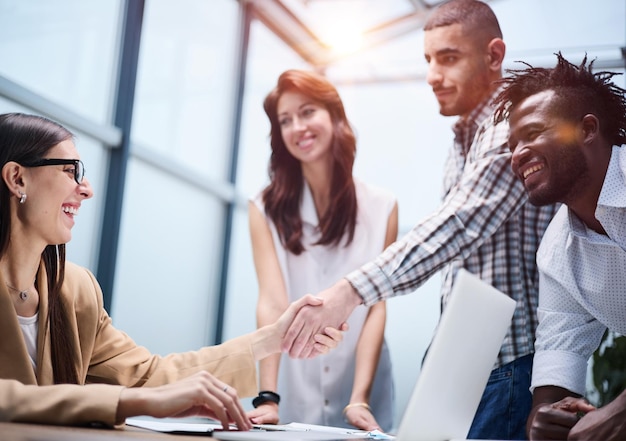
[252,390,281,408]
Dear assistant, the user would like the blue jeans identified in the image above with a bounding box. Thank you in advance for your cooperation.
[467,353,533,440]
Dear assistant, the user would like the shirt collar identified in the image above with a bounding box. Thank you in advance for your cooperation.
[567,145,626,239]
[598,145,626,209]
[452,87,501,153]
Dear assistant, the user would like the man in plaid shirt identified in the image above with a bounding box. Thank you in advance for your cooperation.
[283,1,557,439]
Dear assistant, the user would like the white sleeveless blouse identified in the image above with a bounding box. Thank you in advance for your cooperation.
[254,179,395,430]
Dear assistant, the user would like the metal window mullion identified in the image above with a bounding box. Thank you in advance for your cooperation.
[97,0,145,312]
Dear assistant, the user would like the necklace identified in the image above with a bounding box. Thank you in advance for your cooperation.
[5,282,30,301]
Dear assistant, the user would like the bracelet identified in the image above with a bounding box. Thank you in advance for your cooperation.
[252,390,280,408]
[342,402,371,415]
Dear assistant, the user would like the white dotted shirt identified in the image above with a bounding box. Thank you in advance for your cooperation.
[532,145,626,395]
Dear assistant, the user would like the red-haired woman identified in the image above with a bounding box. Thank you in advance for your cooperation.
[247,70,397,432]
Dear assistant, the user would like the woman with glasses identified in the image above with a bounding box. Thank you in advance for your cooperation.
[0,112,342,429]
[247,70,397,432]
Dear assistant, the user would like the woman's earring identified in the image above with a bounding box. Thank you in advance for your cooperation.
[19,192,27,204]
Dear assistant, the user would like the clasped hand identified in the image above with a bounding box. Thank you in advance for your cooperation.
[282,279,361,358]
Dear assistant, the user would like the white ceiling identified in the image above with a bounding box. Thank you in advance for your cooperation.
[246,0,626,85]
[248,0,448,68]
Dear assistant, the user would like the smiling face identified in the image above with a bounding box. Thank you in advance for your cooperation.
[276,90,334,167]
[21,139,94,246]
[424,23,495,118]
[508,89,589,206]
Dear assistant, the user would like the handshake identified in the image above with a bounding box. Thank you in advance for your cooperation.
[276,279,362,358]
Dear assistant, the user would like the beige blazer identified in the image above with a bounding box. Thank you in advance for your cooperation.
[0,261,257,426]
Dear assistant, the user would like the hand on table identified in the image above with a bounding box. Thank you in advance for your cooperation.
[344,404,382,432]
[247,402,279,425]
[117,371,251,430]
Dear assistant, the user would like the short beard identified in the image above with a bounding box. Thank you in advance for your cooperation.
[528,143,589,206]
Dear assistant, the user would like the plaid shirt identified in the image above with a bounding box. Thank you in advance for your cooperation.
[346,89,558,368]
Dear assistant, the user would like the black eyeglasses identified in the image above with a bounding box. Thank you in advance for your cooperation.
[21,158,85,184]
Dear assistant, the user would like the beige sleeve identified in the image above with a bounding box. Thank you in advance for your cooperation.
[0,379,124,426]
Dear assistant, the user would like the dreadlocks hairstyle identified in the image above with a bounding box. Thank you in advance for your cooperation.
[262,69,357,255]
[494,52,626,146]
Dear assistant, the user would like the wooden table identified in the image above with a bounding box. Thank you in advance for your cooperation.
[0,422,205,440]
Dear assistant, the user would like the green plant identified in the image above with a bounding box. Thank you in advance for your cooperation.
[591,330,626,407]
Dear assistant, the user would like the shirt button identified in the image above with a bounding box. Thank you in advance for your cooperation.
[324,366,330,373]
[325,399,329,406]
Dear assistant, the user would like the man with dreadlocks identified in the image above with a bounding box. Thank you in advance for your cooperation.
[493,52,626,441]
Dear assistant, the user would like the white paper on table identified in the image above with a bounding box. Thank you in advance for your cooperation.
[126,418,393,439]
[126,417,227,433]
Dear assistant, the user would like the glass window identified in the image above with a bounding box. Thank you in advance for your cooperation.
[0,0,122,124]
[111,158,226,353]
[131,0,240,181]
[114,0,242,353]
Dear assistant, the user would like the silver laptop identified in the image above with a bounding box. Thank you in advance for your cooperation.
[213,269,516,441]
[393,268,515,440]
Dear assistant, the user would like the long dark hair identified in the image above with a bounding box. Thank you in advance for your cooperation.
[0,112,78,384]
[262,70,357,255]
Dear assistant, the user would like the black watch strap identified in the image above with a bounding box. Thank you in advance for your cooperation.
[252,390,280,408]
